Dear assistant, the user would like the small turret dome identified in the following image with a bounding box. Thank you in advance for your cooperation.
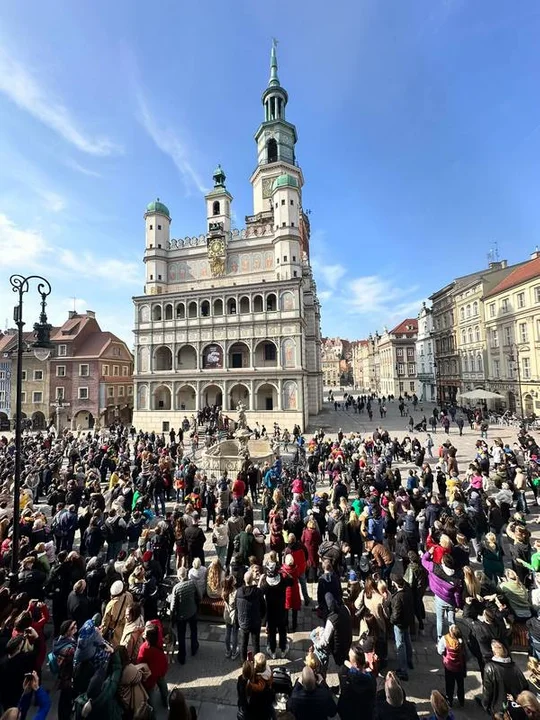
[272,173,298,191]
[146,199,170,218]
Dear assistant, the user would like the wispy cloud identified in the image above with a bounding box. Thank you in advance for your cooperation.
[0,213,50,268]
[0,46,121,156]
[346,274,425,325]
[58,249,141,285]
[136,90,209,195]
[36,189,67,213]
[65,158,102,178]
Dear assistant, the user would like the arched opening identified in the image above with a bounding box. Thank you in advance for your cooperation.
[137,385,148,410]
[267,138,278,164]
[281,292,295,311]
[212,200,220,216]
[154,346,173,371]
[152,305,162,321]
[74,410,94,430]
[202,344,224,370]
[188,301,198,318]
[230,383,250,410]
[176,303,185,319]
[0,412,9,431]
[202,384,222,409]
[164,303,173,320]
[253,295,263,313]
[508,391,517,413]
[177,385,196,411]
[177,345,197,370]
[32,411,46,430]
[524,394,534,416]
[266,293,277,312]
[256,383,277,411]
[153,385,172,410]
[254,340,277,368]
[213,299,224,316]
[239,296,250,314]
[139,305,150,323]
[228,342,250,369]
[227,298,237,315]
[201,300,210,317]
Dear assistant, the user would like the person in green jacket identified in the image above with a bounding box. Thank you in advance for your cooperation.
[77,650,124,720]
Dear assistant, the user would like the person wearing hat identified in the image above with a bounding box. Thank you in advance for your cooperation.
[101,580,133,648]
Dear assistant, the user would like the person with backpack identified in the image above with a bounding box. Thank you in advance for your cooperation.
[105,509,127,562]
[51,619,78,720]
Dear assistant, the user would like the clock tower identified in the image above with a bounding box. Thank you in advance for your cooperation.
[205,164,231,276]
[250,40,303,216]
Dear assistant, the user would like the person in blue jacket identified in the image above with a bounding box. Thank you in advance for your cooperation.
[17,670,51,720]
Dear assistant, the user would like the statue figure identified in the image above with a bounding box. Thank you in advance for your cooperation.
[236,401,247,430]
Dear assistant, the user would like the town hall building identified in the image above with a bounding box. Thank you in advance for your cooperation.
[132,44,323,432]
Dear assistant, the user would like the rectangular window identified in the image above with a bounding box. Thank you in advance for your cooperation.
[517,292,525,308]
[410,381,415,391]
[407,348,415,359]
[399,381,404,392]
[491,329,499,348]
[122,366,129,376]
[59,345,67,356]
[107,386,114,398]
[408,364,416,376]
[33,370,43,381]
[504,327,512,346]
[264,344,277,361]
[535,286,540,303]
[113,347,121,356]
[519,322,528,343]
[127,385,133,396]
[32,391,42,403]
[522,356,531,380]
[78,387,89,400]
[0,391,5,404]
[0,371,5,380]
[536,319,540,341]
[501,298,509,313]
[113,365,119,376]
[494,359,500,378]
[397,363,405,375]
[56,365,66,377]
[281,199,285,205]
[79,364,89,377]
[157,224,162,230]
[396,348,404,359]
[20,391,26,403]
[21,371,27,381]
[162,421,169,432]
[102,364,109,376]
[56,387,65,400]
[118,386,125,397]
[489,303,496,318]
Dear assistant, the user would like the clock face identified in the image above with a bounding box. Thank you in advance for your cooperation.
[209,239,225,257]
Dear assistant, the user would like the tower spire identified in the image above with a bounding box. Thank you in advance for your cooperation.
[268,38,280,87]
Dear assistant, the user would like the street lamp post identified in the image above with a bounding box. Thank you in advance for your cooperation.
[9,275,53,587]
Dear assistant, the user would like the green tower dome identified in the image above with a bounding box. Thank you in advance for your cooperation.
[272,173,298,191]
[146,198,170,218]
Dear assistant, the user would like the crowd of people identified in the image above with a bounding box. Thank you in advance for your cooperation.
[0,404,540,720]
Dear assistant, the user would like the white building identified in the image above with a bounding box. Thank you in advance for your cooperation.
[416,303,436,401]
[132,44,323,432]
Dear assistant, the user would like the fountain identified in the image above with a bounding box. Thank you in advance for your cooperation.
[201,402,276,474]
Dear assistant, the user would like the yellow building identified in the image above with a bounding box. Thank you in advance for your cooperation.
[484,252,540,416]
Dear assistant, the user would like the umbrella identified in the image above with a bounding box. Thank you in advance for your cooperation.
[459,388,502,400]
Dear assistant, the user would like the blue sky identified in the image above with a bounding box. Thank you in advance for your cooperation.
[1,1,540,345]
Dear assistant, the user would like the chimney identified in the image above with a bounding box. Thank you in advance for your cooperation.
[68,310,77,319]
[531,247,540,260]
[86,310,96,319]
[488,261,502,270]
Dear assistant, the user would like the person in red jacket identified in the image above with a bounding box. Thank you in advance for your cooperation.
[282,553,301,632]
[286,533,311,606]
[232,475,246,500]
[137,622,169,710]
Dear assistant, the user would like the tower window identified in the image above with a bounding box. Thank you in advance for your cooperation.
[281,199,285,206]
[213,200,220,216]
[150,275,154,280]
[292,256,296,261]
[158,225,162,230]
[290,200,294,205]
[282,222,286,227]
[158,275,162,280]
[267,138,278,164]
[291,222,295,226]
[283,256,287,261]
[294,271,298,277]
[275,203,278,209]
[149,224,153,230]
